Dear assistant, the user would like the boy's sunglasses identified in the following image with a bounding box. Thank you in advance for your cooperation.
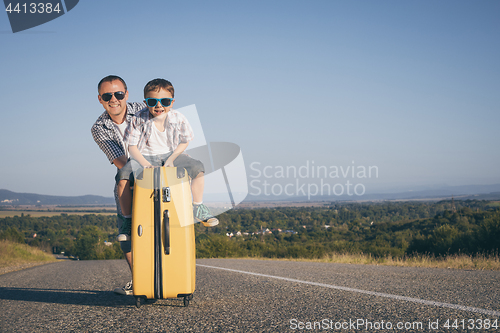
[101,91,126,102]
[145,98,173,107]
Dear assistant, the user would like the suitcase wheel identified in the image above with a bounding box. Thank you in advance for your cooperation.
[183,296,190,307]
[135,296,143,308]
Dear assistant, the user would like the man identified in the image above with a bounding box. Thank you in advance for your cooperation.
[91,75,145,295]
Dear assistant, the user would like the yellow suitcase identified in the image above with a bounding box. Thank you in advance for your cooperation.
[131,166,195,308]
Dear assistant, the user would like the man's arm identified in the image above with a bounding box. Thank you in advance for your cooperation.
[112,155,129,170]
[91,123,126,164]
[165,142,189,167]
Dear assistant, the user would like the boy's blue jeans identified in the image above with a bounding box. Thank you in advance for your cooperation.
[115,152,205,185]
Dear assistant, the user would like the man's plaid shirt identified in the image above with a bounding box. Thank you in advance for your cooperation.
[91,102,146,164]
[124,108,194,153]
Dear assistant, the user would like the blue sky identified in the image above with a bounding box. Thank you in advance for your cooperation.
[1,0,499,199]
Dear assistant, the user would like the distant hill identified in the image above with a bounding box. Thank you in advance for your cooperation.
[249,184,500,202]
[3,183,500,206]
[459,192,500,201]
[0,189,115,206]
[340,184,500,201]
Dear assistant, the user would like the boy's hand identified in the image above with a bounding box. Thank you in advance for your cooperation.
[129,145,154,169]
[164,157,175,167]
[165,142,187,168]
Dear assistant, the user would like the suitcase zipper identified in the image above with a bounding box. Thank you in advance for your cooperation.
[153,167,163,299]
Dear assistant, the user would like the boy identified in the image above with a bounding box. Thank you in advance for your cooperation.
[116,78,218,240]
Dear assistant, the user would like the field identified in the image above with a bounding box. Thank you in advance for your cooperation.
[0,205,116,218]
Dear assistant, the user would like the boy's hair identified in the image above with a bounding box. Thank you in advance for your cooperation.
[98,75,127,92]
[144,78,175,98]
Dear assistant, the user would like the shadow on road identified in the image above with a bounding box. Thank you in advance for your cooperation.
[0,287,193,308]
[0,287,132,307]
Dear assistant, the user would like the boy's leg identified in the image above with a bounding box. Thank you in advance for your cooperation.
[172,154,219,227]
[169,153,205,198]
[191,172,219,227]
[191,171,204,203]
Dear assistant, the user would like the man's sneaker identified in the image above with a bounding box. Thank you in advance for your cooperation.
[194,203,219,227]
[113,280,133,295]
[117,215,132,242]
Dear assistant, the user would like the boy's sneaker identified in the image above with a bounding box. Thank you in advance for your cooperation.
[117,215,132,242]
[194,203,219,227]
[113,280,133,295]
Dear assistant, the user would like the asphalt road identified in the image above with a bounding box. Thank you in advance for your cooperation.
[1,258,499,332]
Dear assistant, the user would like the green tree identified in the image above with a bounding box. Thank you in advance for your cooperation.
[0,227,24,243]
[73,226,102,260]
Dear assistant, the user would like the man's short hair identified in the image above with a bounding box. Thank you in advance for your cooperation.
[98,75,128,93]
[144,78,175,98]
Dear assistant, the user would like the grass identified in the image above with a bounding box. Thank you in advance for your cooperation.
[322,253,500,270]
[233,253,500,271]
[0,240,57,269]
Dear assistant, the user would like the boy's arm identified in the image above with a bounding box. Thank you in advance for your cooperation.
[165,142,189,167]
[129,145,153,168]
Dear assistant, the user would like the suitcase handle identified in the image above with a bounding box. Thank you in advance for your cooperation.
[163,210,170,255]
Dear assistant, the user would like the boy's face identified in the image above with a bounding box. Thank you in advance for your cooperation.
[145,88,175,118]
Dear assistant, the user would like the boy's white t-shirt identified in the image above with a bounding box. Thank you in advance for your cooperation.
[141,123,172,156]
[114,121,129,158]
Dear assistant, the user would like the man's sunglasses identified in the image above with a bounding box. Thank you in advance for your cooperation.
[145,98,173,107]
[101,91,126,102]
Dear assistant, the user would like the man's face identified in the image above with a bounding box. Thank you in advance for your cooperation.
[145,88,175,118]
[98,80,129,121]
